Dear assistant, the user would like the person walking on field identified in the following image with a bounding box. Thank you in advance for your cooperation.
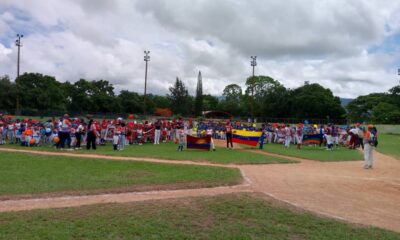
[363,125,376,169]
[225,120,233,149]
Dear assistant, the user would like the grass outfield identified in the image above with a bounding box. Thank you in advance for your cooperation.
[259,143,363,161]
[0,142,295,164]
[0,193,398,239]
[376,134,400,160]
[375,125,400,134]
[0,152,241,198]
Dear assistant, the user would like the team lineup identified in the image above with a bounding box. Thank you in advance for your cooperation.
[0,114,378,169]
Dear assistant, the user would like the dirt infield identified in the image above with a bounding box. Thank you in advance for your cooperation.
[0,146,399,232]
[241,150,400,232]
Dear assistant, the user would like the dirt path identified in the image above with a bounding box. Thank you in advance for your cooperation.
[240,150,400,232]
[0,147,399,232]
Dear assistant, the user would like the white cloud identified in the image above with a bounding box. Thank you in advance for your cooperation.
[0,0,399,98]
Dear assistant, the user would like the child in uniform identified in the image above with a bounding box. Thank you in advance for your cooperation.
[206,126,216,151]
[177,127,185,151]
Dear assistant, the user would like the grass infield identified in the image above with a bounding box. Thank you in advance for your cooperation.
[0,193,398,239]
[259,143,364,162]
[0,142,295,164]
[0,152,241,198]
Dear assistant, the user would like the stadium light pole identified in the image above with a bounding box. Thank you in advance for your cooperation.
[250,56,257,120]
[143,50,150,116]
[15,34,23,113]
[250,56,257,77]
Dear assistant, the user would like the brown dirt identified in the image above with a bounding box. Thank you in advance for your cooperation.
[0,147,399,232]
[0,181,242,201]
[239,150,400,232]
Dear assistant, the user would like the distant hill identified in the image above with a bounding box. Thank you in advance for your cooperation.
[340,98,353,107]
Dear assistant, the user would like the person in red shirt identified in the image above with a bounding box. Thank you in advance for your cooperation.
[100,119,108,143]
[225,120,233,149]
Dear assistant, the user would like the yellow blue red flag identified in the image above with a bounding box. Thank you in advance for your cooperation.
[232,129,262,146]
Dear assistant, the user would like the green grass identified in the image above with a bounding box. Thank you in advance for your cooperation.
[0,193,398,239]
[375,125,400,135]
[0,152,241,197]
[259,143,363,162]
[0,142,295,164]
[375,134,400,160]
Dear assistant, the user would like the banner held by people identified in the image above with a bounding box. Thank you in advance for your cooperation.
[187,135,211,150]
[232,129,262,146]
[302,134,323,144]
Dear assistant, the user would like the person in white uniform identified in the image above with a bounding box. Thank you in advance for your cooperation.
[206,127,216,151]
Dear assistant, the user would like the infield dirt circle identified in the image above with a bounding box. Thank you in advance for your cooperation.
[0,142,399,232]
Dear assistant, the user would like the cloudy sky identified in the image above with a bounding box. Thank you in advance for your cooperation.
[0,0,399,98]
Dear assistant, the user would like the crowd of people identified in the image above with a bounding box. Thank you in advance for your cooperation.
[0,114,378,169]
[0,114,192,150]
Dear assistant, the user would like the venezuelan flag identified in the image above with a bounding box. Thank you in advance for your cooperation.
[187,135,211,150]
[302,134,323,144]
[232,129,262,146]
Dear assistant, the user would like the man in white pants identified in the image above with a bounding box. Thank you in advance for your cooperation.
[363,125,375,169]
[154,120,161,145]
[284,125,291,148]
[206,127,216,151]
[325,124,333,150]
[7,121,15,144]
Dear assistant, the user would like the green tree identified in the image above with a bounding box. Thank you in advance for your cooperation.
[63,79,95,112]
[18,73,66,111]
[117,90,143,114]
[202,94,219,111]
[167,77,192,115]
[371,102,400,123]
[91,80,118,113]
[244,76,288,118]
[388,85,400,106]
[290,83,345,119]
[346,93,391,123]
[221,84,242,115]
[148,95,171,109]
[0,75,16,111]
[64,79,118,113]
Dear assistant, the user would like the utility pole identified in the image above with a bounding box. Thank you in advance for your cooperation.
[143,50,150,115]
[250,56,257,77]
[15,34,23,113]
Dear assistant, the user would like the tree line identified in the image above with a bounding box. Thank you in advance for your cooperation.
[346,85,400,124]
[3,72,395,123]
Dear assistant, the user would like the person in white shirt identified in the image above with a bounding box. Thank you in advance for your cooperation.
[206,127,216,151]
[284,125,291,148]
[7,122,15,144]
